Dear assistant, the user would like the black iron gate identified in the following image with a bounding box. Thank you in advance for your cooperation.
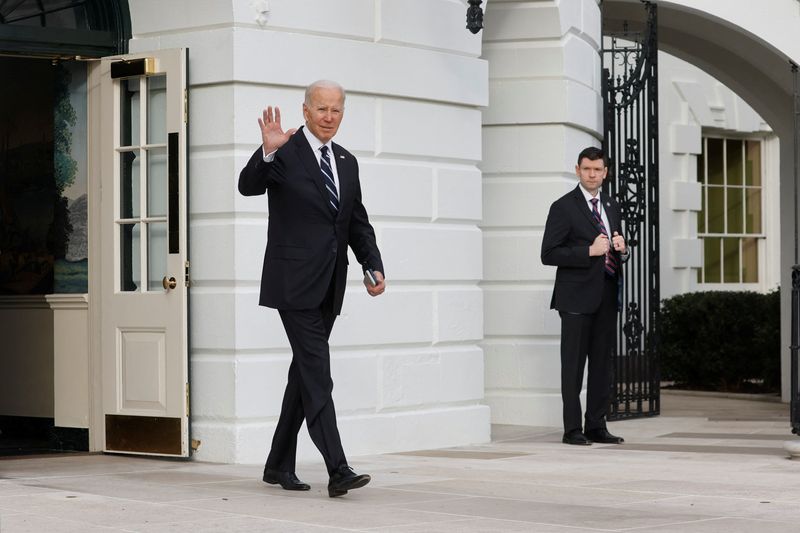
[602,1,660,420]
[791,64,800,436]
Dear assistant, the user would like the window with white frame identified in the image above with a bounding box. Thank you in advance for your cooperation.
[696,137,763,284]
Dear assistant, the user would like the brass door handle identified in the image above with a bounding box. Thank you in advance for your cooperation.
[162,276,177,290]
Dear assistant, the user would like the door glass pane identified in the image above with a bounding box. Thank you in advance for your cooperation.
[120,223,141,292]
[745,140,761,186]
[746,189,762,233]
[147,75,167,145]
[742,237,758,283]
[707,138,724,185]
[148,222,168,291]
[707,186,724,233]
[704,237,721,283]
[697,187,705,233]
[726,187,743,233]
[120,150,140,218]
[726,139,743,186]
[723,237,740,283]
[120,78,140,147]
[147,146,168,216]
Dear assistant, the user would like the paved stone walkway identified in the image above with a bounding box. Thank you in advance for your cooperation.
[1,392,798,532]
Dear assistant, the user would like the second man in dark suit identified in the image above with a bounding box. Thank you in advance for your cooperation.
[239,80,385,497]
[541,146,627,446]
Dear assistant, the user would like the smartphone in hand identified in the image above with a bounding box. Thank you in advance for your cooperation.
[364,269,377,287]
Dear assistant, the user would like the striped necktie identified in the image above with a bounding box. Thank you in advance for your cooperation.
[320,145,339,212]
[590,198,617,277]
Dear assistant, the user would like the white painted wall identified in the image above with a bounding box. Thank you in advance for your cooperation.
[658,52,780,298]
[128,0,489,463]
[481,0,603,427]
[47,295,90,428]
[117,0,798,462]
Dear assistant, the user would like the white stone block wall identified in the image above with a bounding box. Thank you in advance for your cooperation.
[129,0,489,463]
[481,0,603,426]
[657,52,780,298]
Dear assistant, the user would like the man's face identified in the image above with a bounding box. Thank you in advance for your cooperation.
[575,157,608,195]
[303,87,344,144]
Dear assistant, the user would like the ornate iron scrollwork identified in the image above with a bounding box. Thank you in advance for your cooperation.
[602,1,660,420]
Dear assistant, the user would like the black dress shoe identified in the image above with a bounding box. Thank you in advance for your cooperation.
[327,465,371,497]
[584,428,624,444]
[262,468,311,491]
[562,429,591,446]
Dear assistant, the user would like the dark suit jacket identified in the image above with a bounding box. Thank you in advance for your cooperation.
[541,185,624,314]
[238,127,383,315]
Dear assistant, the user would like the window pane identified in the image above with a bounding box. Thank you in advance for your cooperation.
[723,237,740,283]
[707,186,724,233]
[120,223,141,292]
[147,75,167,145]
[726,187,743,233]
[742,237,758,283]
[726,139,743,186]
[746,188,762,234]
[704,237,721,283]
[707,138,724,185]
[120,78,140,147]
[120,151,140,219]
[147,147,168,217]
[697,186,706,233]
[696,151,704,183]
[746,140,761,186]
[148,222,168,291]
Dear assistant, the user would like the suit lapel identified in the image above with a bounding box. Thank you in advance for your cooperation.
[601,192,620,234]
[293,127,334,216]
[331,143,350,220]
[571,186,598,232]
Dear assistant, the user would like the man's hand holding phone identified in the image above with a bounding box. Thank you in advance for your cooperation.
[363,269,385,297]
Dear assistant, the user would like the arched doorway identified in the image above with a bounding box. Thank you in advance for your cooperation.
[605,0,797,408]
[0,0,130,455]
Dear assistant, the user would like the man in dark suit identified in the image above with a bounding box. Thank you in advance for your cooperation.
[541,146,628,446]
[239,80,385,497]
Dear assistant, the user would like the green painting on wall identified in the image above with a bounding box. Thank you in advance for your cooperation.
[0,58,87,295]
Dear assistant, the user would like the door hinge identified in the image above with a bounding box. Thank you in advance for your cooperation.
[184,260,191,288]
[186,382,190,417]
[183,88,188,124]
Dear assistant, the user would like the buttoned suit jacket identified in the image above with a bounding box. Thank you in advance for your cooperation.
[541,185,625,314]
[238,126,383,315]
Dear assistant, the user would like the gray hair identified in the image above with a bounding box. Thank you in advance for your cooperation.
[304,80,346,106]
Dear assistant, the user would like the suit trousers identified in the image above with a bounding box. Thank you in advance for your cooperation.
[265,282,347,476]
[559,276,618,433]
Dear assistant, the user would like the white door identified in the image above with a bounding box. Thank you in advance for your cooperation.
[95,49,189,456]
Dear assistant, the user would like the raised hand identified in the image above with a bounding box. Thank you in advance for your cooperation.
[258,106,297,155]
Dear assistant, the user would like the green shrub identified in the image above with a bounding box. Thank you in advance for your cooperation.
[658,290,780,392]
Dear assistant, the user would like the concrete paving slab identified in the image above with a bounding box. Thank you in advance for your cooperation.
[0,393,798,532]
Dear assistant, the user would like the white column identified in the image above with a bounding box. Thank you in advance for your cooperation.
[129,0,490,462]
[481,0,603,426]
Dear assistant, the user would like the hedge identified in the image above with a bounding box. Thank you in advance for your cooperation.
[658,290,780,392]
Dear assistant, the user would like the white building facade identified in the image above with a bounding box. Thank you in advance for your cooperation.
[2,0,798,463]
